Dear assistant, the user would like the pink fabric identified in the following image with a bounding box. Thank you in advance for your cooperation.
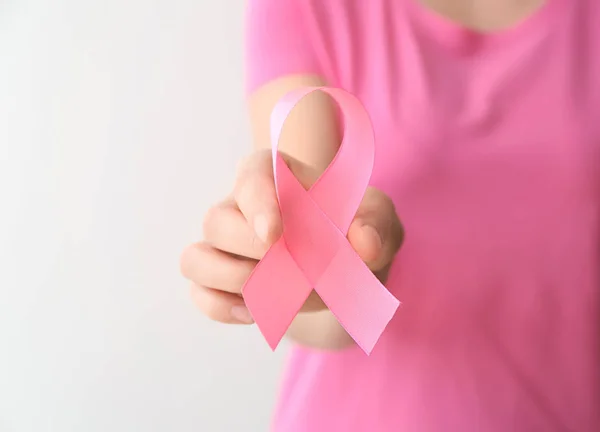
[242,87,400,354]
[245,0,600,431]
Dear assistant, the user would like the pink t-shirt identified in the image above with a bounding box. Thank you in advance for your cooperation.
[245,1,600,431]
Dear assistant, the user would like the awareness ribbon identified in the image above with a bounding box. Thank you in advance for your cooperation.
[241,87,400,355]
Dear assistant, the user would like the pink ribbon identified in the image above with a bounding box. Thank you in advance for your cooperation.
[242,87,400,355]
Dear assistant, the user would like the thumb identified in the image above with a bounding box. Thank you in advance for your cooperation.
[347,187,404,271]
[233,150,322,246]
[234,150,283,246]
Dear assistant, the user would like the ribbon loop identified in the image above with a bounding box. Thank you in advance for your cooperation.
[243,87,400,355]
[270,87,375,233]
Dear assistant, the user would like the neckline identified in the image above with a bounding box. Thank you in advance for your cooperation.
[402,0,568,53]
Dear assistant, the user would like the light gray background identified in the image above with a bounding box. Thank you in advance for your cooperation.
[0,1,286,431]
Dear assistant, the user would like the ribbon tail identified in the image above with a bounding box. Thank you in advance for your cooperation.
[315,244,400,355]
[241,238,313,350]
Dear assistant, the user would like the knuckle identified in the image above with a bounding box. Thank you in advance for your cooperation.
[235,154,252,176]
[235,152,266,182]
[250,167,273,190]
[256,168,274,187]
[235,177,274,217]
[179,244,199,279]
[235,160,273,200]
[202,205,220,238]
[368,186,395,209]
[233,177,251,204]
[233,173,251,200]
[395,218,405,245]
[380,192,396,212]
[180,242,209,280]
[192,285,227,322]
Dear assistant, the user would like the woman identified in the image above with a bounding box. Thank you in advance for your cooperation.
[181,0,600,430]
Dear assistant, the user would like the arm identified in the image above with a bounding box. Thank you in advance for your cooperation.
[237,0,401,350]
[181,7,401,350]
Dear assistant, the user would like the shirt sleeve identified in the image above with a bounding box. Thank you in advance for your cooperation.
[244,0,322,94]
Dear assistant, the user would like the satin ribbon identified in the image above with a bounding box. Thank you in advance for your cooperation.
[242,87,400,355]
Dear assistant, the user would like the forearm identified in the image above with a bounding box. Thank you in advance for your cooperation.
[286,310,355,350]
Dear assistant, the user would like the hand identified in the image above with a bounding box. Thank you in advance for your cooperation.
[180,149,404,325]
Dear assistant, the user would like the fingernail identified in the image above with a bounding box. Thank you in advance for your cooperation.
[231,305,254,324]
[361,224,383,251]
[254,214,269,244]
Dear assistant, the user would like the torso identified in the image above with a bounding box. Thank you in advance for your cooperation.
[273,1,600,431]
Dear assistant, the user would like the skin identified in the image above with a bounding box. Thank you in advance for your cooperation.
[181,75,404,350]
[180,0,546,350]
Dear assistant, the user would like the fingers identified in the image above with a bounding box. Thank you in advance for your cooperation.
[185,150,337,325]
[185,152,403,327]
[190,284,254,325]
[181,243,257,324]
[180,242,255,294]
[234,150,282,246]
[348,187,404,272]
[203,199,268,260]
[233,150,322,247]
